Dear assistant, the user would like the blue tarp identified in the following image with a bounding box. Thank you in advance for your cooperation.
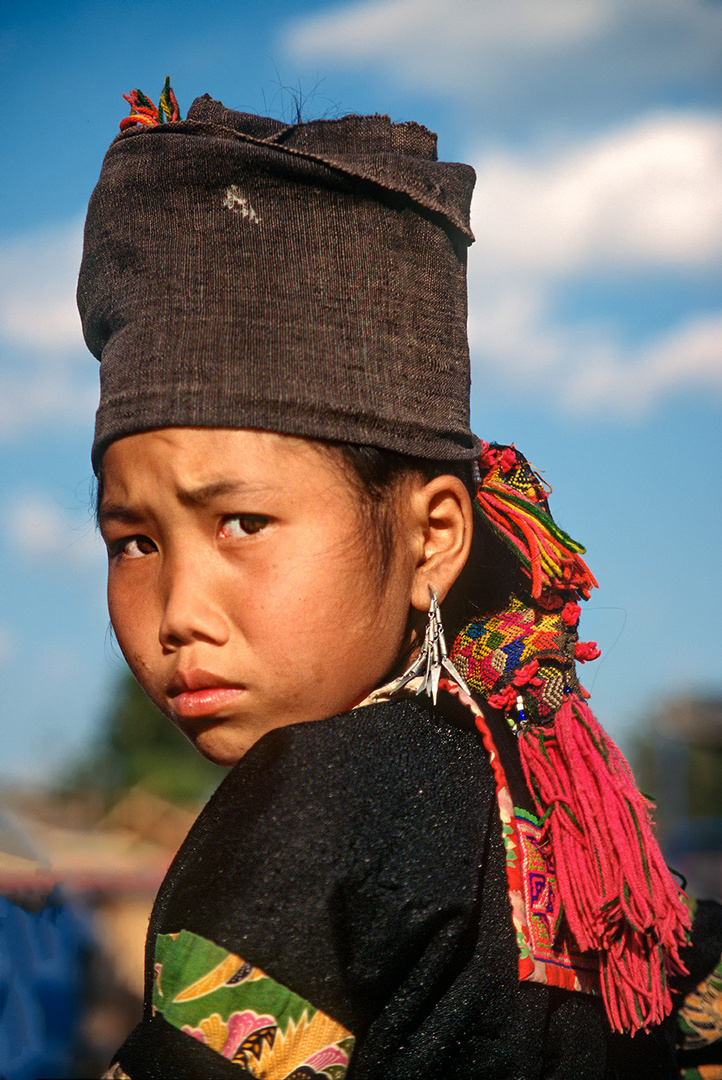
[0,891,92,1080]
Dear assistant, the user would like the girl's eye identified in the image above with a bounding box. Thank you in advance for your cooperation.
[112,536,157,559]
[220,514,270,538]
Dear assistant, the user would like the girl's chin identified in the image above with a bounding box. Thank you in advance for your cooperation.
[199,747,244,767]
[181,721,256,767]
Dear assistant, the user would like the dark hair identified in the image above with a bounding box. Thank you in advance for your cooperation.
[324,442,525,645]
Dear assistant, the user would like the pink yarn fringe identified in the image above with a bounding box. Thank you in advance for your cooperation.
[518,694,690,1033]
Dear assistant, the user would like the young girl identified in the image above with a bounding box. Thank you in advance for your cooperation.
[78,82,714,1079]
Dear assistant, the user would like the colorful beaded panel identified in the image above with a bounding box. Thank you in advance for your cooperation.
[451,596,582,725]
[153,929,354,1079]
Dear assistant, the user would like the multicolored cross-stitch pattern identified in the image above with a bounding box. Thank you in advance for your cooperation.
[451,597,579,723]
[452,597,560,693]
[513,808,596,987]
[153,930,354,1078]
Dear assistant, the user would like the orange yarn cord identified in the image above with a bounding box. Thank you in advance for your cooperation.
[120,77,181,131]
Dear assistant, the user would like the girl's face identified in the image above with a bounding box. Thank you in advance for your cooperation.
[99,428,420,764]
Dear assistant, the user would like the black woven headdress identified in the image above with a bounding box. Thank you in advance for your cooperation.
[78,89,477,471]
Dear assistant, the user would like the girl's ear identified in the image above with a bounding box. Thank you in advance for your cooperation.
[409,475,474,612]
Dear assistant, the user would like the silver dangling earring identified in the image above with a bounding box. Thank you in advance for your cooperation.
[394,586,471,705]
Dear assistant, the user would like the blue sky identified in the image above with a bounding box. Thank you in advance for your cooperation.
[1,0,720,781]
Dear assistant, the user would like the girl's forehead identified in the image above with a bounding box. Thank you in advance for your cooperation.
[105,427,325,467]
[100,427,346,500]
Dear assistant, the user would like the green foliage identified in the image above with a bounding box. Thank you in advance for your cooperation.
[629,698,722,841]
[65,669,227,806]
[687,744,722,819]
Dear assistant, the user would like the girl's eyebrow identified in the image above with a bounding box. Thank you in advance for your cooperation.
[99,479,275,525]
[98,504,144,527]
[177,479,274,506]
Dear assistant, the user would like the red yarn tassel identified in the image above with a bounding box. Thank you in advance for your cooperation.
[518,694,690,1033]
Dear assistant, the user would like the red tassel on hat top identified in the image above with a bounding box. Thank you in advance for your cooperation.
[120,76,181,131]
[463,442,690,1033]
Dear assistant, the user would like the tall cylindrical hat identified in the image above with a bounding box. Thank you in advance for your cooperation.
[78,93,477,471]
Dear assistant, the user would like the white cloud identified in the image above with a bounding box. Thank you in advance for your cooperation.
[284,0,722,116]
[8,494,104,568]
[565,314,722,414]
[466,113,722,414]
[0,219,98,441]
[469,283,722,416]
[471,114,722,277]
[0,219,85,352]
[468,282,572,376]
[287,0,609,64]
[0,362,98,441]
[285,2,722,416]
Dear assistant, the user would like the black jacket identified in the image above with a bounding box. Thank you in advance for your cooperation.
[112,696,678,1079]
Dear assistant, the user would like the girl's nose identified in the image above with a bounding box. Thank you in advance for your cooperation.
[158,562,229,650]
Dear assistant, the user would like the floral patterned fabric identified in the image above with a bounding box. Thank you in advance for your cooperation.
[678,950,722,1080]
[152,928,354,1079]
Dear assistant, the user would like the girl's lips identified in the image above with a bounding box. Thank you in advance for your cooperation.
[170,686,246,719]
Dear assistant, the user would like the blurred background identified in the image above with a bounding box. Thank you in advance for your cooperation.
[1,0,720,1074]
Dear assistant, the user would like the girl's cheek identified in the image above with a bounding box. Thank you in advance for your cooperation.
[108,582,155,660]
[116,643,163,709]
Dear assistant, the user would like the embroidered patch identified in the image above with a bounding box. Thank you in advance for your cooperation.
[451,596,579,722]
[514,808,596,988]
[153,930,354,1078]
[516,808,561,946]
